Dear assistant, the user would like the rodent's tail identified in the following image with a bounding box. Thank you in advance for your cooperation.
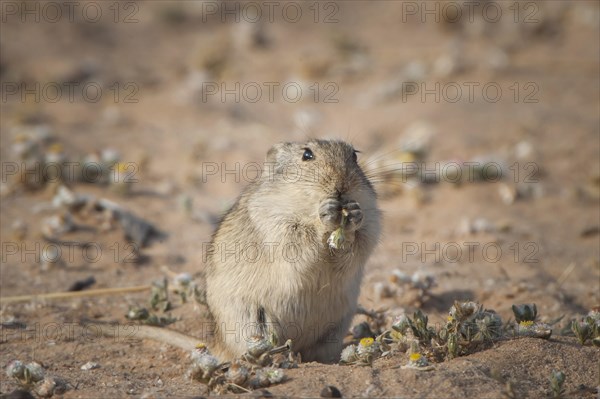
[130,325,202,352]
[80,319,204,352]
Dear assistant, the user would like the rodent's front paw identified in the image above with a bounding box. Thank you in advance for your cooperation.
[342,200,363,231]
[319,198,342,230]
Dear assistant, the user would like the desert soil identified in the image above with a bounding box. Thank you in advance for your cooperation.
[1,1,599,398]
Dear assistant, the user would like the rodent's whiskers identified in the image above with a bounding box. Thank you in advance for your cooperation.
[360,146,409,166]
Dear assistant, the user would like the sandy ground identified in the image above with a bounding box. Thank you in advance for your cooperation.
[1,1,599,397]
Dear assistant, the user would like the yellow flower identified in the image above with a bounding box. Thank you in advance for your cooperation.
[115,163,129,173]
[519,320,534,327]
[410,353,422,362]
[195,342,208,350]
[48,143,63,153]
[359,337,374,347]
[447,315,454,322]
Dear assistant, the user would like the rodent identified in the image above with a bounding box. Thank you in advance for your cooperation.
[204,139,381,363]
[83,140,380,363]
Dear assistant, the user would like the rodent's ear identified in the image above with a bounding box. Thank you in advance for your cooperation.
[265,143,287,173]
[266,143,283,163]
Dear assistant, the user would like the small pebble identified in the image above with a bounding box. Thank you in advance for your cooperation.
[352,321,374,340]
[35,376,57,398]
[580,226,600,238]
[486,47,509,71]
[514,141,534,160]
[499,183,518,205]
[250,389,273,398]
[80,362,100,371]
[69,277,96,292]
[320,385,342,398]
[2,389,36,399]
[11,219,28,241]
[373,282,393,300]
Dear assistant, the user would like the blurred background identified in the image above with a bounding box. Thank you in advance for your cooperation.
[0,1,599,394]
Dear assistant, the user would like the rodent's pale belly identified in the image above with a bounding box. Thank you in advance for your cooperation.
[266,268,359,347]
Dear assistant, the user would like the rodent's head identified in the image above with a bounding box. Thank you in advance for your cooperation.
[265,139,376,201]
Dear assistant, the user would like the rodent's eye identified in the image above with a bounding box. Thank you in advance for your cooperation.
[352,150,358,162]
[302,148,314,161]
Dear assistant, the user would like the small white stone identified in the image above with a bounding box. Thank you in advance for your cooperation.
[373,282,393,300]
[499,183,517,205]
[81,362,100,371]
